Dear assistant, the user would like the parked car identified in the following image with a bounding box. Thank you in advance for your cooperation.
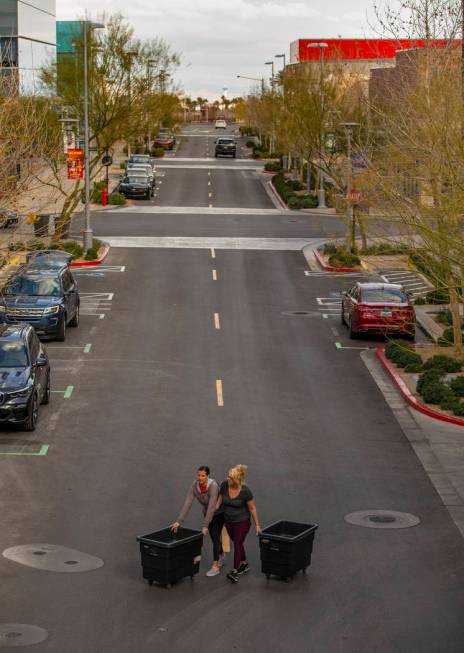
[26,250,73,268]
[128,154,152,166]
[119,174,153,199]
[0,324,50,431]
[341,282,415,339]
[215,137,236,158]
[215,120,227,129]
[153,132,175,150]
[0,265,80,341]
[125,164,155,187]
[0,208,19,229]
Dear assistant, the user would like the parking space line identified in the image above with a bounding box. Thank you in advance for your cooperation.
[212,269,218,281]
[51,385,74,399]
[0,444,49,456]
[216,380,224,407]
[214,313,221,329]
[335,342,371,350]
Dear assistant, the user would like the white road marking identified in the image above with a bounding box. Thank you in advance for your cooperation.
[214,313,221,329]
[212,269,217,281]
[211,248,216,258]
[102,236,319,250]
[104,206,284,215]
[216,380,224,407]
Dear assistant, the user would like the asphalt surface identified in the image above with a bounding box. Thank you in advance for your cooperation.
[2,124,464,653]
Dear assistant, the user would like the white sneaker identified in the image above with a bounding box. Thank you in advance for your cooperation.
[206,566,221,577]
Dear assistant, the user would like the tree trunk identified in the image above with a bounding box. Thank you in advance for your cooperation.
[358,210,368,250]
[449,273,463,357]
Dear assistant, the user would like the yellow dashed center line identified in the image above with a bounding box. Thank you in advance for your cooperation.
[216,380,224,407]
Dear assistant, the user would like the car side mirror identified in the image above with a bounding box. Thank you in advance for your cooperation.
[37,353,47,367]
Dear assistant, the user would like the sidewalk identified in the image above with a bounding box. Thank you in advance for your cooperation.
[362,349,464,539]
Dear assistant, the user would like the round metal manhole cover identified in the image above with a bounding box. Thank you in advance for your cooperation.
[2,544,104,573]
[281,311,312,317]
[0,625,48,647]
[344,510,421,529]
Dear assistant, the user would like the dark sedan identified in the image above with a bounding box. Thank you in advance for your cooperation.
[0,323,50,431]
[215,137,236,158]
[119,175,153,200]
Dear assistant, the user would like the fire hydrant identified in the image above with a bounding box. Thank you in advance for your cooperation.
[102,187,108,207]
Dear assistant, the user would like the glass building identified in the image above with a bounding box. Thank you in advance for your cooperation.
[0,0,56,94]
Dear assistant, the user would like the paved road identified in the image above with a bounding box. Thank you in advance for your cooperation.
[2,125,464,653]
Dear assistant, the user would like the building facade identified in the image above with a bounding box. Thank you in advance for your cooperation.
[0,0,56,93]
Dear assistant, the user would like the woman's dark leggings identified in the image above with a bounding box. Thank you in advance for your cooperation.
[225,519,251,570]
[208,512,224,561]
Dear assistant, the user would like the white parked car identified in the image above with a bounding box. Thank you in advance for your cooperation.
[215,119,227,129]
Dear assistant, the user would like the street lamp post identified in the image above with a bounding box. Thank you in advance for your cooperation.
[146,59,156,153]
[237,74,265,94]
[83,20,104,253]
[275,53,286,69]
[265,61,275,86]
[308,42,328,209]
[340,121,360,252]
[125,50,138,159]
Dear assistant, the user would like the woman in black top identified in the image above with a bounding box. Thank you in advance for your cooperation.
[217,464,261,583]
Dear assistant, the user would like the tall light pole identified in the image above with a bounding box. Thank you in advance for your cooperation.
[275,53,286,69]
[265,61,275,86]
[340,121,360,252]
[83,20,104,253]
[146,59,156,153]
[124,50,138,158]
[237,74,265,94]
[308,42,328,209]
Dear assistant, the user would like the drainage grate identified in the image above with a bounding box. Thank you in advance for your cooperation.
[344,510,421,529]
[0,624,48,647]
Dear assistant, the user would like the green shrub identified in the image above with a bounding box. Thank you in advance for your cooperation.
[246,140,255,149]
[120,161,126,170]
[449,376,464,397]
[288,196,302,209]
[437,327,455,347]
[439,388,461,412]
[84,247,98,261]
[240,126,254,136]
[109,192,127,205]
[404,363,424,373]
[414,296,427,305]
[8,241,25,252]
[151,147,165,158]
[422,355,462,373]
[286,179,305,191]
[417,369,445,394]
[426,288,450,304]
[360,242,410,256]
[26,239,46,251]
[436,308,453,326]
[264,161,282,172]
[299,195,318,209]
[253,150,272,159]
[395,351,423,369]
[385,339,413,359]
[452,402,464,416]
[420,380,448,404]
[323,243,338,255]
[58,240,83,259]
[328,251,361,268]
[92,238,103,251]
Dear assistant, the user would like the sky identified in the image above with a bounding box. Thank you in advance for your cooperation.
[56,0,376,100]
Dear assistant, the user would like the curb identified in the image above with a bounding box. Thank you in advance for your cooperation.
[313,247,363,273]
[376,347,464,427]
[70,244,110,268]
[267,180,289,210]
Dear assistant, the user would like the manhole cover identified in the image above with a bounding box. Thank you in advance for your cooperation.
[0,625,48,647]
[344,510,421,529]
[2,544,104,573]
[281,311,312,317]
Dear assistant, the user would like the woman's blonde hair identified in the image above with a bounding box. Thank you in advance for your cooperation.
[228,464,248,486]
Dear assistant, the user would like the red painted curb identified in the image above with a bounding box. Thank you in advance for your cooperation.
[268,182,289,210]
[70,245,110,268]
[376,347,464,427]
[313,248,362,273]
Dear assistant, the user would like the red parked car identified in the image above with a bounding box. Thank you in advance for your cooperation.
[153,132,175,150]
[341,282,415,339]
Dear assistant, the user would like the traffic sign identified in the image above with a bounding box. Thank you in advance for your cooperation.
[102,154,113,166]
[347,191,363,204]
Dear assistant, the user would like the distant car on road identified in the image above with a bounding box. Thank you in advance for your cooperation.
[128,154,152,167]
[119,174,153,200]
[215,119,227,129]
[0,265,80,341]
[153,132,175,150]
[0,208,19,229]
[341,282,415,339]
[126,164,155,187]
[0,323,50,431]
[215,137,236,158]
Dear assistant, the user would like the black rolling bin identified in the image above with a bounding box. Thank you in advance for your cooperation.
[137,527,203,588]
[259,520,318,581]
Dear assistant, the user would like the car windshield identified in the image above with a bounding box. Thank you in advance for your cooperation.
[0,341,28,367]
[130,157,149,163]
[4,276,61,297]
[218,139,234,144]
[362,288,408,304]
[125,177,147,184]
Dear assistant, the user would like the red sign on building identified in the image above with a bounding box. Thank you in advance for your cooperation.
[67,148,84,180]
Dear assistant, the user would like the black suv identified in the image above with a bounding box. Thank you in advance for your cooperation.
[119,174,153,199]
[0,265,80,341]
[215,137,237,158]
[0,324,50,431]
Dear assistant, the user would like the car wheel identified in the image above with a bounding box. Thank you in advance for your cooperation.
[24,393,38,432]
[349,319,358,339]
[41,372,50,405]
[69,303,79,327]
[56,316,66,342]
[145,190,151,199]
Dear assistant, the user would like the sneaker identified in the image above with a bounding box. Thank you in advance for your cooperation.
[227,570,239,584]
[206,566,220,577]
[237,562,249,575]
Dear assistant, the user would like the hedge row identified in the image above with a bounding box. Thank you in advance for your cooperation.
[272,174,318,210]
[385,341,464,415]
